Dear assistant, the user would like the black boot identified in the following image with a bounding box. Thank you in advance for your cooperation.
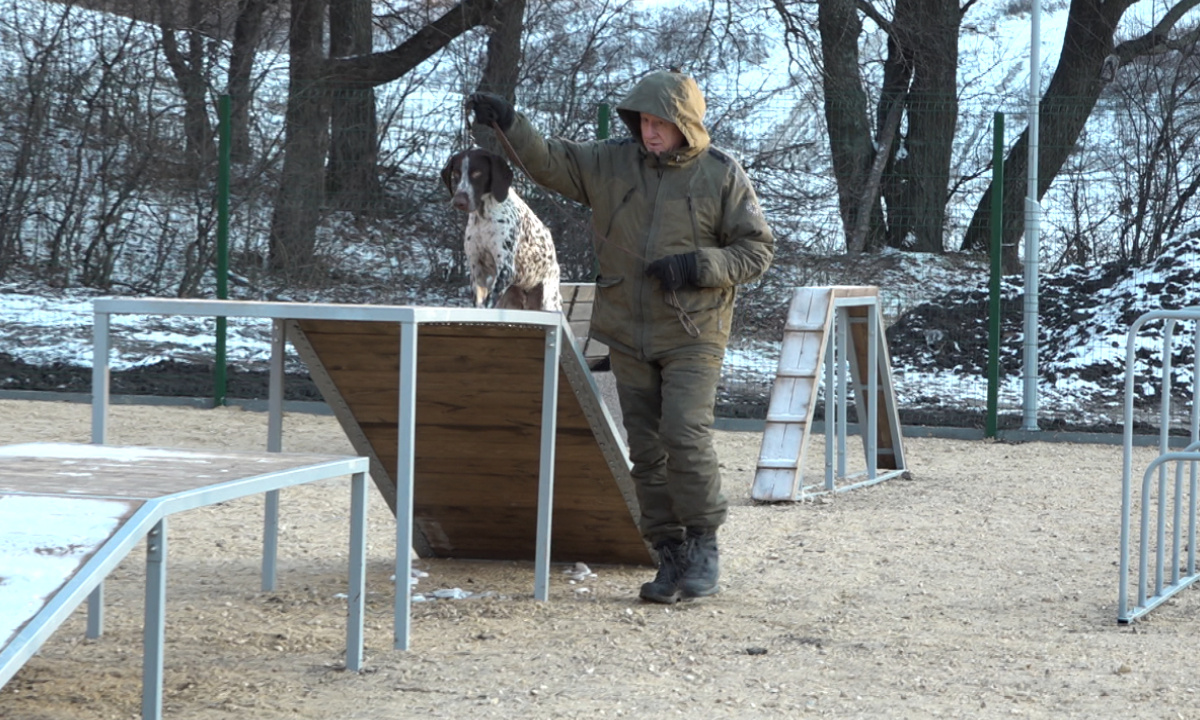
[640,538,686,604]
[679,527,720,599]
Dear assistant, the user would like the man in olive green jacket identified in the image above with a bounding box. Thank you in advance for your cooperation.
[468,70,774,603]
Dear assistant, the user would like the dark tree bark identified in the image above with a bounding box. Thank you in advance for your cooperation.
[227,0,272,164]
[473,0,526,157]
[157,0,214,166]
[813,0,882,247]
[878,0,960,253]
[322,0,500,86]
[792,0,961,254]
[269,0,328,278]
[961,0,1200,269]
[268,0,504,277]
[326,0,381,211]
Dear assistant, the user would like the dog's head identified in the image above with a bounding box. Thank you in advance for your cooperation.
[440,148,515,213]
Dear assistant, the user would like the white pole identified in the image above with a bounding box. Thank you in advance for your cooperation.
[1023,0,1042,431]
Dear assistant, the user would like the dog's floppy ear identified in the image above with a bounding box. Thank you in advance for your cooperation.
[440,152,461,196]
[488,152,515,203]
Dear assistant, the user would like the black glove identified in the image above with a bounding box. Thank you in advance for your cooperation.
[466,92,516,132]
[645,252,699,292]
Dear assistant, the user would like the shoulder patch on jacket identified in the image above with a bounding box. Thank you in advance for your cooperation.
[605,137,637,147]
[707,147,733,165]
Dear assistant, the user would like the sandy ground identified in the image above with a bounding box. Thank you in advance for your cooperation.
[1,398,1198,719]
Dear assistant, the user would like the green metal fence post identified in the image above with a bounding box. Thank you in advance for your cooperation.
[986,112,1004,437]
[598,102,610,140]
[214,94,231,407]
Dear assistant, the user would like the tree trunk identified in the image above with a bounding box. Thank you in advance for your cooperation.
[158,0,214,167]
[880,0,960,253]
[269,0,328,278]
[473,0,525,157]
[326,0,381,212]
[228,0,271,165]
[817,0,881,249]
[268,0,504,278]
[960,0,1135,269]
[322,0,500,86]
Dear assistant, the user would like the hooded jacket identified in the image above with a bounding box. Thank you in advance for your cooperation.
[503,71,774,360]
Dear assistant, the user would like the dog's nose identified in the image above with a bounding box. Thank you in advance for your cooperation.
[452,193,470,212]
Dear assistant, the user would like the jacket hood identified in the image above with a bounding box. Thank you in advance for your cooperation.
[616,71,710,159]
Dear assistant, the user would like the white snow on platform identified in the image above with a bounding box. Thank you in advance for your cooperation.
[0,494,134,647]
[0,442,212,461]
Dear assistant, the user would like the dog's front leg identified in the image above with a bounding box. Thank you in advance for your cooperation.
[487,244,516,309]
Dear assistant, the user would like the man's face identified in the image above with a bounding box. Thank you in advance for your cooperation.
[640,113,686,155]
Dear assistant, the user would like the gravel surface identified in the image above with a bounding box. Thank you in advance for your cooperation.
[2,399,1197,719]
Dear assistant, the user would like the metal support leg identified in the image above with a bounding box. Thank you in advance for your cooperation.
[142,519,167,720]
[534,326,561,601]
[394,322,418,651]
[88,310,112,638]
[92,310,111,445]
[836,309,848,483]
[86,585,103,639]
[346,471,367,671]
[823,329,836,494]
[262,320,286,591]
[261,491,280,592]
[866,304,879,481]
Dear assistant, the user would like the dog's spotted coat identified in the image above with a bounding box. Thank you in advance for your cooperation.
[441,149,562,312]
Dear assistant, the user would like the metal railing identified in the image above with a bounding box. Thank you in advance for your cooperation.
[1118,308,1200,623]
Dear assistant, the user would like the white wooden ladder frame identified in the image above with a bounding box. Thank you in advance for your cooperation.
[753,286,907,502]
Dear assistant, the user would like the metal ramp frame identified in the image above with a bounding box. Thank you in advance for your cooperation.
[91,298,649,652]
[1118,307,1200,623]
[753,286,906,502]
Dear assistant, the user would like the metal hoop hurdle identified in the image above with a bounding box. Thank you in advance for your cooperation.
[1118,308,1200,623]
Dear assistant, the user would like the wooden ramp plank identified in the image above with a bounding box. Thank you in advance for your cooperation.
[561,283,609,369]
[846,304,905,470]
[288,316,650,567]
[753,288,832,501]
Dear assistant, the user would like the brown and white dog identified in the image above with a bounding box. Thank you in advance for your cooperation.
[440,148,562,312]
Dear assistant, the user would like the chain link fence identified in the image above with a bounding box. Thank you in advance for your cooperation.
[1,2,1198,432]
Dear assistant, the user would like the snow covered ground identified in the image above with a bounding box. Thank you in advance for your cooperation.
[3,238,1199,433]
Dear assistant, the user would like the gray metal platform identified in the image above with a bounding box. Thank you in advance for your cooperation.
[0,442,369,719]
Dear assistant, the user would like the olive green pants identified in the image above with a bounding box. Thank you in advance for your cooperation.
[609,349,727,544]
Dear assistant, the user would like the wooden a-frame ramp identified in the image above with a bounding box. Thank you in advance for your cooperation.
[753,286,907,502]
[286,304,651,567]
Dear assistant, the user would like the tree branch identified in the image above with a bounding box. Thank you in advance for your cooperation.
[323,0,501,87]
[856,0,893,35]
[1113,0,1200,65]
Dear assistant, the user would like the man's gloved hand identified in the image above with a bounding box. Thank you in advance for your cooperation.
[645,252,699,292]
[466,93,516,132]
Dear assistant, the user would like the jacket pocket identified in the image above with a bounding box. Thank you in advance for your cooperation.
[671,285,728,314]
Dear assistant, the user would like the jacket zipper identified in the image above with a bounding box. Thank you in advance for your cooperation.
[637,167,669,356]
[687,194,699,251]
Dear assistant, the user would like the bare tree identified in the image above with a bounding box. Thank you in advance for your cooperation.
[227,0,277,164]
[269,0,328,279]
[157,0,215,166]
[960,0,1200,269]
[269,0,505,277]
[1111,33,1200,264]
[1,3,201,290]
[774,0,967,254]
